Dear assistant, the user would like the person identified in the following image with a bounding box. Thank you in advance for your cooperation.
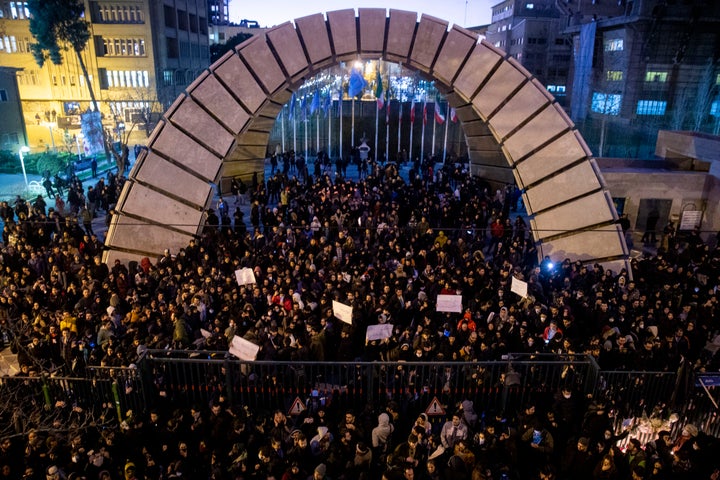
[642,209,660,245]
[440,413,468,450]
[372,413,395,458]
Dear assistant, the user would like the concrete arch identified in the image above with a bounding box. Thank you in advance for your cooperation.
[104,8,629,272]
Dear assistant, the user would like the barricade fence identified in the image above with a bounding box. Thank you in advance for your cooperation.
[1,353,716,439]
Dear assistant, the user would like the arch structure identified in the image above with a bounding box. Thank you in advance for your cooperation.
[103,8,629,273]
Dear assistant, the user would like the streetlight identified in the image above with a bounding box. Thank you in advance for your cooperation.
[18,146,30,188]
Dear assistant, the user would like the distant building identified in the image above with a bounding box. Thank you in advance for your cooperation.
[563,0,720,158]
[0,0,211,152]
[485,0,572,107]
[207,0,230,25]
[0,66,27,151]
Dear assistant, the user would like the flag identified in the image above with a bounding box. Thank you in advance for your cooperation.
[423,101,428,126]
[348,68,367,98]
[434,97,445,125]
[288,93,296,121]
[375,71,384,109]
[450,107,458,123]
[300,95,307,121]
[310,89,320,115]
[410,102,415,124]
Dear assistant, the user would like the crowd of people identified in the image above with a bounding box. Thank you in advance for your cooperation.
[1,153,719,479]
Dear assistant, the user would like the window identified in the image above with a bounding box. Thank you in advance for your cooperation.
[526,3,535,8]
[636,100,667,115]
[591,92,622,115]
[0,89,7,101]
[604,38,623,52]
[710,99,720,117]
[167,37,179,58]
[163,70,174,86]
[645,71,668,82]
[164,6,176,28]
[607,70,624,81]
[716,74,720,85]
[547,85,566,94]
[10,2,30,19]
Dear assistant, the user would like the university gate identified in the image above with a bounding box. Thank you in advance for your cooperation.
[102,9,628,272]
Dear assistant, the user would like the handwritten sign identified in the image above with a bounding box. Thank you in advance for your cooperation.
[511,276,528,298]
[332,300,353,325]
[228,335,260,361]
[366,324,394,341]
[234,267,256,286]
[436,294,463,313]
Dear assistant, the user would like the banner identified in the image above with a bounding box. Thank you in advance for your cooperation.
[229,335,260,361]
[332,300,353,324]
[511,276,529,298]
[234,267,256,286]
[366,324,394,341]
[436,294,463,313]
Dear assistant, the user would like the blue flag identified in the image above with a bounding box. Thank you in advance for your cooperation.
[310,89,320,115]
[300,95,307,121]
[348,68,367,98]
[288,93,296,121]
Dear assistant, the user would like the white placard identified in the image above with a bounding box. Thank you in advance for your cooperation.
[511,276,528,298]
[200,328,212,339]
[680,210,702,231]
[366,324,394,341]
[332,300,353,324]
[234,268,256,286]
[436,294,463,313]
[229,335,260,361]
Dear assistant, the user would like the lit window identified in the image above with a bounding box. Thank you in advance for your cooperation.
[604,39,623,52]
[636,100,667,115]
[606,70,623,81]
[645,71,668,82]
[591,92,622,115]
[710,99,720,117]
[526,3,535,8]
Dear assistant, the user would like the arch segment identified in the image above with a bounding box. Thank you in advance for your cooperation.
[104,9,629,273]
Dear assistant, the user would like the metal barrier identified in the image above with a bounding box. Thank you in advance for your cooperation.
[2,352,716,438]
[142,352,596,416]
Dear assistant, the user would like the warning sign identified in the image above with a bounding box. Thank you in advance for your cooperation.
[288,397,306,416]
[425,396,446,416]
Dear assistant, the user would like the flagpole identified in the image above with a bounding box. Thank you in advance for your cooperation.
[432,103,437,156]
[328,100,332,159]
[409,101,414,163]
[443,109,449,164]
[374,99,379,161]
[281,107,286,153]
[316,109,320,158]
[304,106,308,160]
[421,102,426,163]
[385,99,390,161]
[351,98,356,154]
[397,102,402,161]
[339,96,343,159]
[293,106,297,155]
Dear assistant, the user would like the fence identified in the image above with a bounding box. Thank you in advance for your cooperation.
[1,353,717,438]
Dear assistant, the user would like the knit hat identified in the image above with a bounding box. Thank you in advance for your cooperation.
[315,463,327,476]
[578,437,590,447]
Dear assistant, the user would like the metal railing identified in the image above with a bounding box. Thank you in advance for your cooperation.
[1,352,716,437]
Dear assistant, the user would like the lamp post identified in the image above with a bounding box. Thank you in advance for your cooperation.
[18,146,30,188]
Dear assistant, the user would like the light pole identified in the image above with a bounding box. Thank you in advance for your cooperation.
[18,146,30,188]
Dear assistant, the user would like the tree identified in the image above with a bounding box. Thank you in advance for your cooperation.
[27,0,112,161]
[210,32,253,63]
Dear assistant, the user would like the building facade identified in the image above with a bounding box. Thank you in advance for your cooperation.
[0,66,27,151]
[485,0,572,107]
[0,0,210,153]
[564,0,720,158]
